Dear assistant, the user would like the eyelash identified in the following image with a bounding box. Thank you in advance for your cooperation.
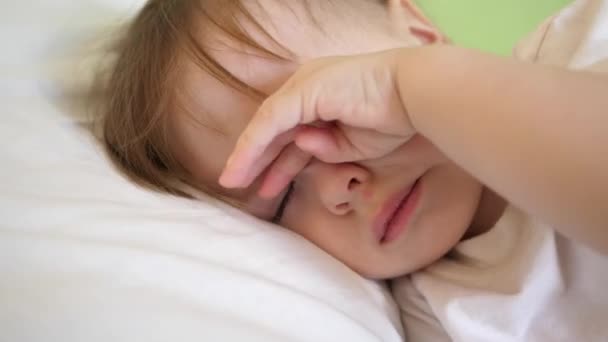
[272,182,295,224]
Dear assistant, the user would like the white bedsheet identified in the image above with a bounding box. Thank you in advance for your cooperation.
[0,1,403,341]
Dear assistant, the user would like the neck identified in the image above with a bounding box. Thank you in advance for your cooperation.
[464,187,507,239]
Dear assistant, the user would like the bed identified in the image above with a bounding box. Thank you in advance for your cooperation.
[0,0,569,341]
[0,1,403,340]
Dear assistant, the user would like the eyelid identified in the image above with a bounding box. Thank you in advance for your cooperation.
[271,182,295,224]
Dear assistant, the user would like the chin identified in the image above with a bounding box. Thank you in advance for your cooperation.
[352,253,436,280]
[357,267,402,281]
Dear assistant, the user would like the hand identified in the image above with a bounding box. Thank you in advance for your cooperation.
[219,49,416,197]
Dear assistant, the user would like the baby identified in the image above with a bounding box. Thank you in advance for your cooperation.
[103,0,453,278]
[100,0,608,340]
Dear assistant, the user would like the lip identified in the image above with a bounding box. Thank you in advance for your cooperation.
[373,179,422,244]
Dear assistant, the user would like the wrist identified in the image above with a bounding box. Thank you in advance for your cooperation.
[394,45,474,133]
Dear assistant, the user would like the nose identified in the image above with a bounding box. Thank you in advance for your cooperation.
[309,162,370,215]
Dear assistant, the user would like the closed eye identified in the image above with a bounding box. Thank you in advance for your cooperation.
[271,182,295,224]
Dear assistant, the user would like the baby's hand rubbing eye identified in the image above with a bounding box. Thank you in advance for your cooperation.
[258,144,312,199]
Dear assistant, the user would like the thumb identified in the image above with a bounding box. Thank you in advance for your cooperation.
[295,126,363,164]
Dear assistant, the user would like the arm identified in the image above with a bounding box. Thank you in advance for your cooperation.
[399,45,608,252]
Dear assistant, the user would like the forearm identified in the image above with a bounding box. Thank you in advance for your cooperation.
[397,45,608,251]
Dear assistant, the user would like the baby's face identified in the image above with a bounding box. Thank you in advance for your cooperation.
[169,1,483,279]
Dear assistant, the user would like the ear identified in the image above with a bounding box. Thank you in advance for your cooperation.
[387,0,445,44]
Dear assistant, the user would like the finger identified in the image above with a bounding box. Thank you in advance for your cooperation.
[295,125,364,163]
[257,144,311,199]
[219,127,297,189]
[220,92,307,188]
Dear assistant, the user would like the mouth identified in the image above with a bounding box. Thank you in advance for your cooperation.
[373,179,422,245]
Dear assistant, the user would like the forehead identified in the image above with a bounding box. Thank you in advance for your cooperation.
[168,21,301,217]
[167,0,397,213]
[173,0,399,132]
[169,53,293,213]
[173,1,319,135]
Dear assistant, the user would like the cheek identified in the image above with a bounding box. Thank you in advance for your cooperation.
[380,165,482,277]
[426,163,482,223]
[417,165,482,247]
[282,194,331,248]
[282,198,364,266]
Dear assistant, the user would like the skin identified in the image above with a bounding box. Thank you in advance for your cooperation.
[221,43,608,256]
[169,0,499,279]
[399,47,608,252]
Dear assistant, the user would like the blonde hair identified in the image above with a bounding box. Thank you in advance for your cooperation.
[99,0,383,197]
[99,0,293,197]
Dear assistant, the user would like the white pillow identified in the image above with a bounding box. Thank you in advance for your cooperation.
[0,1,403,341]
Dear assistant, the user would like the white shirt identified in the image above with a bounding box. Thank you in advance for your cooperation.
[393,1,608,341]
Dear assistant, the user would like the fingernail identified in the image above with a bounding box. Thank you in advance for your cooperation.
[218,173,231,188]
[219,171,238,188]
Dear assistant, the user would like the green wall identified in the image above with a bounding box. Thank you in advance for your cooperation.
[415,0,572,55]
